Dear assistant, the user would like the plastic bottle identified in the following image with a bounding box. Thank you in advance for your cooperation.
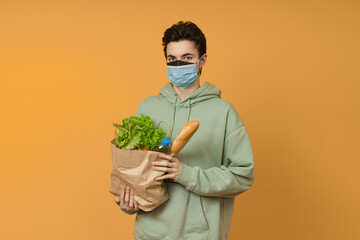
[153,138,171,153]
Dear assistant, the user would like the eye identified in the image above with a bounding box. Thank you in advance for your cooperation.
[184,56,192,61]
[168,57,175,62]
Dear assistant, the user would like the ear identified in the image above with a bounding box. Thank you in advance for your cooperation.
[200,54,207,68]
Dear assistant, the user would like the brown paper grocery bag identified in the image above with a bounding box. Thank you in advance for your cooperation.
[109,138,169,212]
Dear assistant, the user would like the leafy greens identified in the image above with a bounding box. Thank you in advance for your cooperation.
[113,114,166,150]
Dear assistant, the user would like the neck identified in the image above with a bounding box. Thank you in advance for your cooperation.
[172,78,200,101]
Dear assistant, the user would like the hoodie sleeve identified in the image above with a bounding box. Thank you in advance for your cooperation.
[121,208,139,215]
[174,125,254,198]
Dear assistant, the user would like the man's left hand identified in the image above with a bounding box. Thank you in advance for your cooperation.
[152,153,183,181]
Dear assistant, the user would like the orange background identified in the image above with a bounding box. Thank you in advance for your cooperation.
[1,0,359,239]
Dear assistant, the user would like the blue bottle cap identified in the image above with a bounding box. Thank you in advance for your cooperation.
[162,138,170,146]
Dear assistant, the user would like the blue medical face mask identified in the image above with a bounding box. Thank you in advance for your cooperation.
[166,57,203,89]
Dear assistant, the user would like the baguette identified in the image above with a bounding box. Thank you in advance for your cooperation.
[170,121,200,154]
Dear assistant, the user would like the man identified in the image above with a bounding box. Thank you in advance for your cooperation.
[115,21,254,240]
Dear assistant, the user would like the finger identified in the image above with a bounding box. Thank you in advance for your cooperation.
[155,175,165,181]
[158,153,174,161]
[134,200,139,211]
[153,166,174,173]
[125,187,130,205]
[120,199,125,209]
[153,160,172,167]
[119,186,126,208]
[120,186,125,200]
[129,191,134,208]
[124,187,131,211]
[155,173,174,181]
[115,196,121,207]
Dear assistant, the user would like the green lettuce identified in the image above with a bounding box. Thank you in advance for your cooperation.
[113,114,166,150]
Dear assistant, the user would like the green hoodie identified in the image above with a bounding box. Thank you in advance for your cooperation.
[126,81,254,240]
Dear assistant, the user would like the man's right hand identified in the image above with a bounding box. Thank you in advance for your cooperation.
[115,186,139,212]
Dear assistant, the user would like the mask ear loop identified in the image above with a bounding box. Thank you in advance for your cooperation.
[197,54,204,76]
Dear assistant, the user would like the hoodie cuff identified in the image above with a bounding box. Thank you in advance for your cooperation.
[121,208,138,215]
[175,163,194,190]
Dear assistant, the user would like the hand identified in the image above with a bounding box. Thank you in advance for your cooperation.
[115,186,139,212]
[152,153,183,181]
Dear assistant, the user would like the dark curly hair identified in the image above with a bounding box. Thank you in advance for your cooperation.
[162,21,207,58]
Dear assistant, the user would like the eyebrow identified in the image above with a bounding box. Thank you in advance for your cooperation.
[167,53,195,58]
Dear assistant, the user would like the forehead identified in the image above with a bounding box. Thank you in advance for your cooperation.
[166,40,199,57]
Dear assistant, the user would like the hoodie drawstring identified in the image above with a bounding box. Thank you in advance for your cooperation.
[187,99,191,123]
[171,97,177,142]
[170,97,192,141]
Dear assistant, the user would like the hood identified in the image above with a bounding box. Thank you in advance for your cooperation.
[159,81,221,133]
[159,81,221,107]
